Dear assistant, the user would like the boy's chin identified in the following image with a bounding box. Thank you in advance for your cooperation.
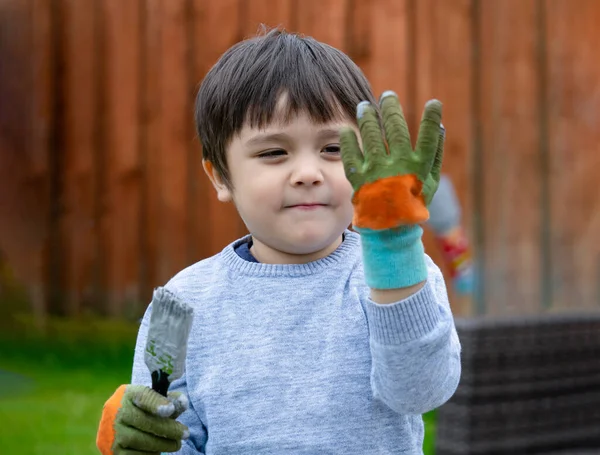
[282,230,343,255]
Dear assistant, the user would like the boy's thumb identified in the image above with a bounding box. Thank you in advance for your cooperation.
[168,391,189,419]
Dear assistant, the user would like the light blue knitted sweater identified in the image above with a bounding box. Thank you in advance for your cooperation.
[131,230,461,454]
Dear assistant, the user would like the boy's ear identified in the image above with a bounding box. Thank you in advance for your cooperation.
[202,159,233,202]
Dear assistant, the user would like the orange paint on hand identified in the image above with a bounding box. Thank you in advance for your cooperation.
[352,174,429,229]
[96,384,127,455]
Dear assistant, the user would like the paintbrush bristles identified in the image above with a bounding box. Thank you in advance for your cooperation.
[144,287,194,382]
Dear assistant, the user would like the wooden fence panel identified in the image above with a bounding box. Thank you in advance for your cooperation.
[546,0,600,311]
[367,0,409,101]
[345,0,371,71]
[241,0,293,37]
[414,0,474,316]
[156,0,193,287]
[0,0,53,321]
[100,0,143,316]
[139,0,162,305]
[61,0,98,316]
[27,0,54,322]
[1,0,599,318]
[295,0,348,51]
[192,0,249,257]
[479,0,543,316]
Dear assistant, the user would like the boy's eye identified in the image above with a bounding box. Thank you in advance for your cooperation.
[322,144,341,155]
[258,149,287,158]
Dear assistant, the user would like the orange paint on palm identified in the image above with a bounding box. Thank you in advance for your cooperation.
[96,384,127,455]
[352,174,429,229]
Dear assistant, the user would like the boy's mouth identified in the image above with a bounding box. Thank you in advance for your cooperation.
[286,203,327,210]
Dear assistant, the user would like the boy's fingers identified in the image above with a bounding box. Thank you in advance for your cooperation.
[114,422,182,453]
[118,450,159,455]
[340,126,364,187]
[119,403,190,440]
[379,91,412,156]
[356,101,387,167]
[126,385,175,418]
[431,124,445,184]
[414,99,443,180]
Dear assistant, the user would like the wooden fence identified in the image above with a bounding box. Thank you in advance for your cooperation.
[0,0,598,319]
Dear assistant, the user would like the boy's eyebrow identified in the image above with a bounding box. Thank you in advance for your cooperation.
[316,128,343,141]
[245,133,291,147]
[245,128,343,147]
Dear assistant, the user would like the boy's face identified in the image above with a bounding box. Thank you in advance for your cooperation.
[204,97,356,264]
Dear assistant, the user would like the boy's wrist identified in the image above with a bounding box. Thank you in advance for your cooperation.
[355,224,427,290]
[365,281,441,344]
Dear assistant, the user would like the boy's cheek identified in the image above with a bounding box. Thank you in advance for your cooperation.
[334,180,355,217]
[337,171,355,200]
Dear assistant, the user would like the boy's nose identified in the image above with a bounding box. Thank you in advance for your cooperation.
[291,156,324,186]
[291,165,324,186]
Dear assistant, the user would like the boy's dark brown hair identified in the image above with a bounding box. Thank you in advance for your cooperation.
[195,27,377,189]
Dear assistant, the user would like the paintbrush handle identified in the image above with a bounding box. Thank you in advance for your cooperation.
[151,370,170,397]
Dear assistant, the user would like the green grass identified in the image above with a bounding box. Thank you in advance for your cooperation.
[423,410,437,454]
[0,314,437,454]
[0,315,138,455]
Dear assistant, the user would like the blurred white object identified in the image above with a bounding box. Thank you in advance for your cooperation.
[428,175,461,235]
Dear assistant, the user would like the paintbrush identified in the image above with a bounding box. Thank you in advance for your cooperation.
[144,287,194,397]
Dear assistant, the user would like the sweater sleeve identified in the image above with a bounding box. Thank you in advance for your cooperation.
[361,255,462,415]
[132,303,207,454]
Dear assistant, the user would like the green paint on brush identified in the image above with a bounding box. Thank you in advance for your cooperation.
[144,287,194,396]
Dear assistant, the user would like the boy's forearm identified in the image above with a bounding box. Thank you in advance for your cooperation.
[369,316,461,414]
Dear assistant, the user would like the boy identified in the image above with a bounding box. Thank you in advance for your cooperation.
[97,28,461,454]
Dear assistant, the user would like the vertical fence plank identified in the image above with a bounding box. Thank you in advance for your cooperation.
[140,0,162,303]
[28,0,54,321]
[412,0,446,305]
[154,0,194,283]
[101,0,142,316]
[366,0,410,101]
[479,0,542,315]
[241,0,293,37]
[61,0,98,316]
[295,0,348,51]
[0,0,51,322]
[414,0,474,315]
[44,0,68,315]
[345,0,372,73]
[182,0,205,273]
[192,0,247,256]
[546,0,600,311]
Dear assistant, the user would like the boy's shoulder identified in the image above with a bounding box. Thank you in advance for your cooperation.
[161,236,242,306]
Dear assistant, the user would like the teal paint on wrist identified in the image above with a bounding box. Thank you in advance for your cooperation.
[355,225,428,290]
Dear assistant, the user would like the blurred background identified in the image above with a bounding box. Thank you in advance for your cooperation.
[0,0,598,454]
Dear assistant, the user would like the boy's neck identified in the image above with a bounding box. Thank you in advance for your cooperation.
[249,235,344,265]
